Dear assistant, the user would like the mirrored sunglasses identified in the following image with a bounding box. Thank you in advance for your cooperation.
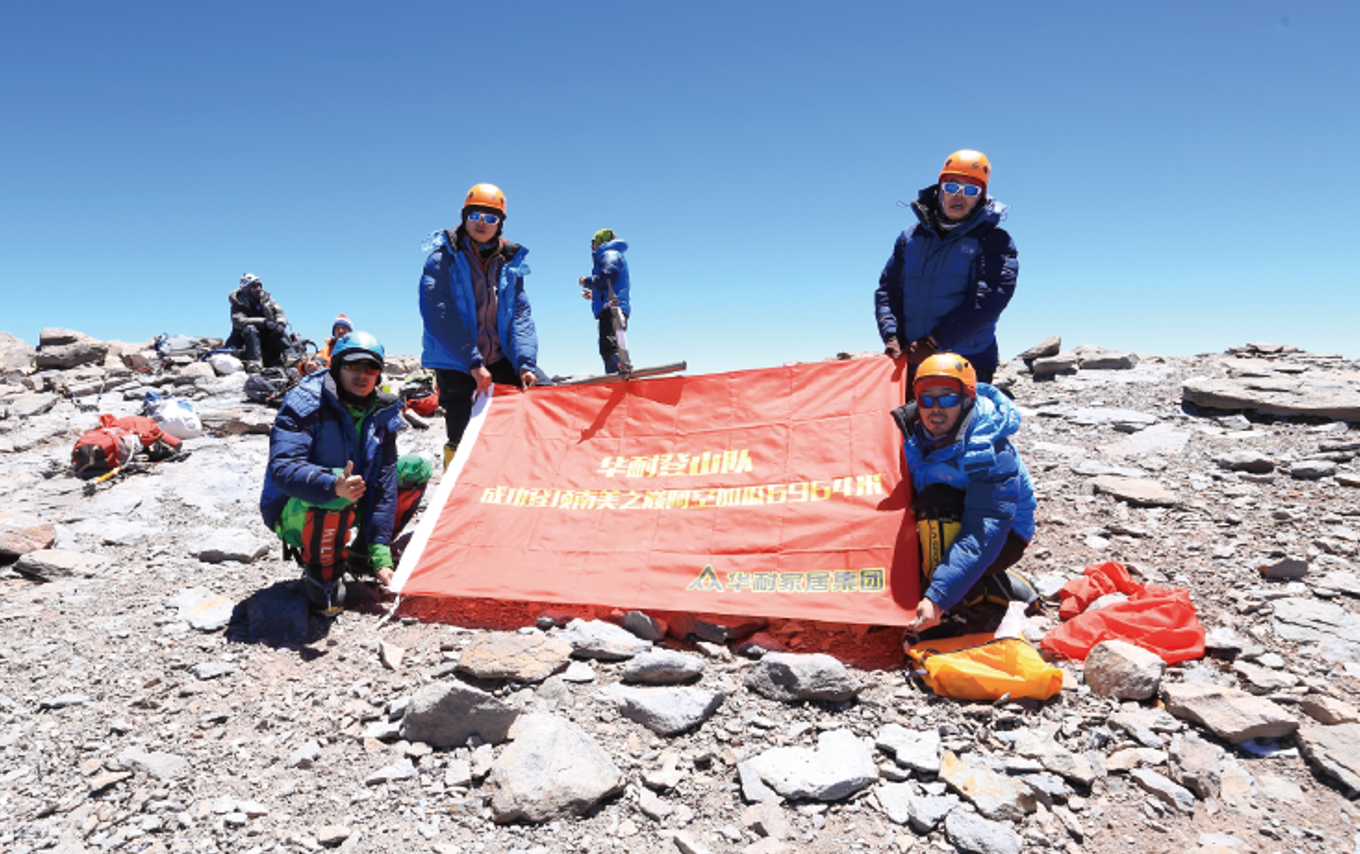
[941,182,983,198]
[917,392,962,409]
[466,211,501,225]
[341,361,381,375]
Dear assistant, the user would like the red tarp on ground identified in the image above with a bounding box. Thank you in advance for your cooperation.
[391,358,922,625]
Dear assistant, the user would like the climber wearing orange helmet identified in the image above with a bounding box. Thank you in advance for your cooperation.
[893,353,1037,638]
[419,183,542,468]
[875,150,1019,388]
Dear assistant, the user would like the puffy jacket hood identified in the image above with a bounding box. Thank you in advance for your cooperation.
[912,184,1009,235]
[593,239,628,258]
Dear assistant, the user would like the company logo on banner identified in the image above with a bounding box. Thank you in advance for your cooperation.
[393,357,921,626]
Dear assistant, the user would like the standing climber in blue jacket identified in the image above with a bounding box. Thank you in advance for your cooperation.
[875,149,1018,388]
[894,353,1038,638]
[419,183,540,469]
[578,228,632,374]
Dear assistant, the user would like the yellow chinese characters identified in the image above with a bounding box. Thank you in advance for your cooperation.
[685,565,887,594]
[479,473,885,510]
[598,449,754,479]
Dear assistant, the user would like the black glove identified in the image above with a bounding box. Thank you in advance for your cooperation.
[267,320,285,335]
[884,337,903,360]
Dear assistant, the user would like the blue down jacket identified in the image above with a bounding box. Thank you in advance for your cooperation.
[582,239,631,318]
[874,186,1018,356]
[419,228,539,374]
[902,384,1036,611]
[260,371,404,546]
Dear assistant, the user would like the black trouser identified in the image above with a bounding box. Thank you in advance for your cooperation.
[230,324,290,367]
[597,311,625,374]
[436,360,523,449]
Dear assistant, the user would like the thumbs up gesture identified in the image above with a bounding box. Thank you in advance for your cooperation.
[334,461,366,502]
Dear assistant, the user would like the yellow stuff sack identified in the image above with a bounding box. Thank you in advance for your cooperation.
[906,633,1063,701]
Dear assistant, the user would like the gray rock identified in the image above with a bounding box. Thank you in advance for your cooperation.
[1084,639,1166,700]
[937,751,1036,821]
[1299,694,1360,725]
[488,713,625,823]
[743,652,862,702]
[606,684,724,735]
[1183,375,1360,421]
[1102,423,1191,458]
[36,340,110,370]
[362,720,402,741]
[1161,682,1299,744]
[190,661,236,680]
[553,618,653,660]
[1232,659,1299,694]
[456,632,574,682]
[1092,475,1179,506]
[1012,731,1098,787]
[5,392,57,418]
[1314,571,1360,597]
[188,530,271,564]
[316,825,351,847]
[621,649,706,684]
[401,681,521,747]
[1273,597,1360,643]
[737,760,778,803]
[116,748,189,780]
[1076,348,1139,370]
[1297,723,1360,795]
[1260,556,1308,580]
[746,729,877,802]
[1067,407,1156,427]
[199,408,276,436]
[622,610,667,641]
[167,587,234,631]
[877,784,959,832]
[1129,767,1196,813]
[1016,336,1061,361]
[13,549,107,580]
[1291,459,1338,480]
[1031,353,1078,375]
[875,723,942,774]
[38,693,90,709]
[0,512,57,557]
[364,758,417,785]
[1214,451,1275,473]
[1168,732,1221,800]
[286,740,322,769]
[945,807,1023,854]
[0,331,36,372]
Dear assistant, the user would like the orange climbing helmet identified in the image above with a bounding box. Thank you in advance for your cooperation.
[915,353,978,399]
[939,150,991,190]
[463,183,507,215]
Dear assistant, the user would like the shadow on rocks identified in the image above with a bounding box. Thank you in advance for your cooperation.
[225,580,333,651]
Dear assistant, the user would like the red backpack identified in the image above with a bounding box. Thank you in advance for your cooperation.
[72,414,182,473]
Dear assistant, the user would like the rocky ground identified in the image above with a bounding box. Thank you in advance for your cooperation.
[2,329,1360,854]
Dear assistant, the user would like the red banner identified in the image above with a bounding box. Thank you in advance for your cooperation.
[392,357,921,626]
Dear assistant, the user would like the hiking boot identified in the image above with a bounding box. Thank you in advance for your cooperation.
[244,360,264,375]
[301,567,346,617]
[443,442,457,471]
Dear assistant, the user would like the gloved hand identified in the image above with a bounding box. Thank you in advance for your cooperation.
[884,337,903,360]
[267,320,285,335]
[907,337,938,365]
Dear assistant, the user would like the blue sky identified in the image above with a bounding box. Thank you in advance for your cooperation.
[3,1,1356,376]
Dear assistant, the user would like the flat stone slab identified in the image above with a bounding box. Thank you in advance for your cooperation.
[1314,571,1360,597]
[0,512,57,557]
[552,618,652,660]
[743,652,862,702]
[938,751,1036,821]
[402,681,520,748]
[456,632,574,682]
[167,587,234,632]
[1101,423,1191,457]
[1183,375,1360,421]
[1066,407,1157,427]
[746,729,877,802]
[945,807,1023,854]
[13,549,108,580]
[621,649,707,685]
[189,530,272,564]
[1272,597,1360,643]
[602,684,725,735]
[1161,682,1298,744]
[117,748,189,780]
[875,723,942,774]
[1297,723,1360,795]
[1092,475,1178,506]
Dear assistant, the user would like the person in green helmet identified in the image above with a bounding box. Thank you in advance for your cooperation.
[259,331,434,614]
[578,228,632,374]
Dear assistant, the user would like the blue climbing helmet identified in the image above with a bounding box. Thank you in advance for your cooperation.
[331,331,385,368]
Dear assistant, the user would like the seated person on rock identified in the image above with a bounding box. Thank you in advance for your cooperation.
[227,273,292,373]
[316,313,353,367]
[895,353,1039,639]
[260,331,433,615]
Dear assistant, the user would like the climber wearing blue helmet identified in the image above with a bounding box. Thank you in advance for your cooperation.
[260,331,434,614]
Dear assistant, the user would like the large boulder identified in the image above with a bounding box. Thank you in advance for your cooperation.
[35,329,109,370]
[487,714,624,823]
[1183,375,1360,421]
[1160,682,1298,743]
[0,332,36,373]
[401,681,520,748]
